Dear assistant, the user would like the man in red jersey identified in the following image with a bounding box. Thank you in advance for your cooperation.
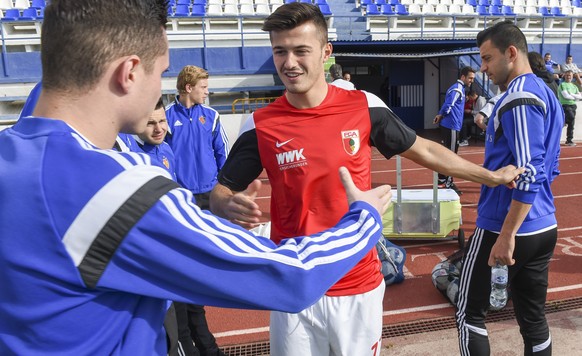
[210,3,524,356]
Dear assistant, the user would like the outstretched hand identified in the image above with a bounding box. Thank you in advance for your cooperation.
[489,165,526,188]
[339,167,392,216]
[225,179,263,228]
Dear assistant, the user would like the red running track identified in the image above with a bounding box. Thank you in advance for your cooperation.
[205,136,582,348]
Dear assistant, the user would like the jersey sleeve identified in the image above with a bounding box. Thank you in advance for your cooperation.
[217,128,263,192]
[498,92,548,204]
[365,92,416,158]
[211,115,229,171]
[439,85,462,116]
[52,157,383,312]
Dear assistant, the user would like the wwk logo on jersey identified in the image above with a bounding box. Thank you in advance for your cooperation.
[342,130,360,155]
[276,148,307,171]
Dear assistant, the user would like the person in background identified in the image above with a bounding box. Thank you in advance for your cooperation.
[329,63,355,90]
[165,65,229,210]
[474,91,504,131]
[456,21,563,356]
[557,70,581,147]
[544,52,560,81]
[0,0,395,354]
[343,71,352,82]
[433,66,476,195]
[529,51,559,97]
[210,4,524,356]
[561,55,582,88]
[165,65,229,356]
[459,90,482,146]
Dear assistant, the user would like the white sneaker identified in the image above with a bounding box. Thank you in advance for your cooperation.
[459,140,469,147]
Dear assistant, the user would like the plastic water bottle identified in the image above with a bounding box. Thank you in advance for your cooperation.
[489,262,508,311]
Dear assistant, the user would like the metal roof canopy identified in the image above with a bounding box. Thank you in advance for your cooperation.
[331,39,480,58]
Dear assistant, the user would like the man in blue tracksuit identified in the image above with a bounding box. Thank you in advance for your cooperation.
[165,66,230,356]
[0,1,394,354]
[433,66,476,195]
[456,21,563,356]
[165,65,229,210]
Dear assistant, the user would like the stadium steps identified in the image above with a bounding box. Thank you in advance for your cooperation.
[329,0,371,41]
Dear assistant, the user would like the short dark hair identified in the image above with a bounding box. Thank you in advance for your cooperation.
[262,2,328,46]
[567,55,573,58]
[476,20,528,55]
[155,96,164,110]
[460,66,476,78]
[41,0,168,94]
[528,52,546,72]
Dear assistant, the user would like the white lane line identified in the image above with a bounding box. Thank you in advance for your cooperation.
[214,284,582,338]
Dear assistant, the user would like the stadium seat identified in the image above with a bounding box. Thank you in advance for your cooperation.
[240,4,255,15]
[223,4,239,15]
[538,5,551,14]
[574,6,582,15]
[19,7,36,20]
[467,0,477,5]
[461,3,477,13]
[421,3,436,13]
[489,4,503,14]
[174,4,190,16]
[538,0,549,7]
[513,0,525,6]
[193,0,207,4]
[300,0,312,3]
[319,3,332,14]
[434,4,452,15]
[476,4,488,14]
[381,3,396,13]
[502,4,516,14]
[361,0,374,7]
[427,0,440,5]
[315,0,328,4]
[550,5,565,14]
[366,3,381,14]
[491,0,503,5]
[255,3,271,14]
[376,0,388,5]
[1,8,19,20]
[0,0,13,11]
[549,0,560,6]
[13,0,29,10]
[525,5,541,15]
[388,0,401,4]
[30,0,46,9]
[571,0,581,6]
[191,4,206,16]
[395,3,409,13]
[408,3,422,13]
[513,5,527,13]
[478,0,490,5]
[561,5,572,14]
[452,0,465,5]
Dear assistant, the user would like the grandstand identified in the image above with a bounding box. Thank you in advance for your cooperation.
[1,0,582,138]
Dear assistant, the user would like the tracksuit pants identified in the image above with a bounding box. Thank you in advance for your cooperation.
[455,227,557,356]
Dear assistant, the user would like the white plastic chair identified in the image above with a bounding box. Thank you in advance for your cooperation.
[239,3,255,15]
[255,3,271,14]
[0,0,13,11]
[223,3,239,15]
[13,0,28,10]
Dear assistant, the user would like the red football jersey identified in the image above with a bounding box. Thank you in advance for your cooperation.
[253,86,383,296]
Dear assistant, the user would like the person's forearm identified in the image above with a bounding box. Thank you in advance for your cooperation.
[402,137,503,187]
[499,200,532,239]
[209,182,234,218]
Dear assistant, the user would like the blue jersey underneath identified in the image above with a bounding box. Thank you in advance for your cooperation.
[165,98,229,194]
[0,117,383,354]
[477,73,563,234]
[438,79,466,131]
[136,138,177,181]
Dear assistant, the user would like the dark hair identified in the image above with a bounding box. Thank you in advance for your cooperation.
[476,20,528,55]
[528,51,546,72]
[329,64,343,80]
[155,96,164,110]
[460,66,476,78]
[262,2,328,46]
[567,55,573,58]
[544,52,551,57]
[41,0,168,93]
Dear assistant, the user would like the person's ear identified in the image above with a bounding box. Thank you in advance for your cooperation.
[116,55,141,94]
[323,42,332,63]
[507,46,519,63]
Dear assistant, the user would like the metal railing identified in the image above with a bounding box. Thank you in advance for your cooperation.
[231,96,279,114]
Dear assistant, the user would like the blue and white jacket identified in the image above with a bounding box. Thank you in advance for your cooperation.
[165,97,229,194]
[135,137,177,181]
[0,117,382,355]
[477,73,564,234]
[438,79,466,131]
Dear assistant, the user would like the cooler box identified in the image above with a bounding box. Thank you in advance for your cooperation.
[382,156,465,248]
